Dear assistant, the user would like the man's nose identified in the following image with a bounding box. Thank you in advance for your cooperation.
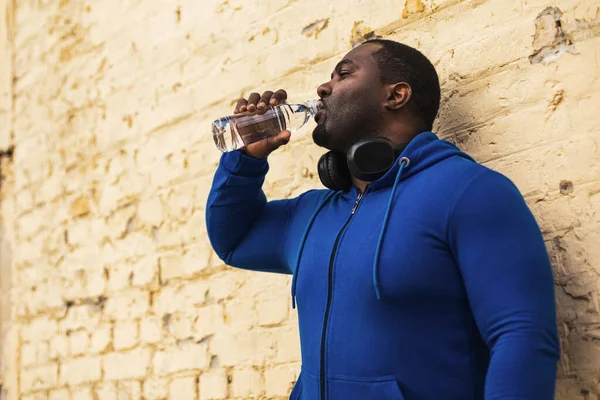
[317,82,332,99]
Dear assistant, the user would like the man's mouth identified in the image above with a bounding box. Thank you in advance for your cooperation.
[314,101,326,123]
[315,109,326,124]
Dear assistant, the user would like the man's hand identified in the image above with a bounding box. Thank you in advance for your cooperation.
[234,89,291,159]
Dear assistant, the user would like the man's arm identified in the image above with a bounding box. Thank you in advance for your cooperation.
[448,169,560,399]
[206,150,296,274]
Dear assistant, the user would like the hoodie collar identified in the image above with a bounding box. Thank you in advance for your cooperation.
[367,131,474,191]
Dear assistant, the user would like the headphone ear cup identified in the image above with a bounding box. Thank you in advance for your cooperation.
[318,151,352,191]
[346,137,397,182]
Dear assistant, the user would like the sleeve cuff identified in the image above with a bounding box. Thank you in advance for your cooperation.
[220,150,269,178]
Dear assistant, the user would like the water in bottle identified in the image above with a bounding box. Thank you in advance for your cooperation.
[212,99,321,152]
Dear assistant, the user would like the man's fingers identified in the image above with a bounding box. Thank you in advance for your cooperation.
[234,98,247,114]
[235,89,287,114]
[270,130,291,152]
[257,91,274,115]
[270,89,288,106]
[246,92,261,113]
[272,130,291,147]
[242,130,291,159]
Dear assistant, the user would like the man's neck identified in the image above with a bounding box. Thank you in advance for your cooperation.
[382,117,427,145]
[352,177,369,194]
[345,120,426,193]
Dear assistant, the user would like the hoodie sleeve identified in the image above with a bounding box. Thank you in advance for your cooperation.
[448,169,560,399]
[205,151,295,275]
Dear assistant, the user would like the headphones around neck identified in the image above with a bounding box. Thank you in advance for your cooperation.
[317,137,408,191]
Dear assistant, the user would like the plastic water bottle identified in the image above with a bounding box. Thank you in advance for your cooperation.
[212,99,321,152]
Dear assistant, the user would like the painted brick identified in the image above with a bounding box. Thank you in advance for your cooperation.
[143,376,169,400]
[153,341,210,376]
[71,386,94,400]
[49,388,70,400]
[90,323,113,354]
[21,341,49,367]
[59,356,102,386]
[49,335,69,361]
[140,315,163,345]
[117,380,142,400]
[94,382,118,400]
[170,376,198,400]
[21,363,58,392]
[21,316,57,342]
[2,0,600,398]
[113,320,139,350]
[59,305,102,333]
[199,370,227,400]
[159,247,211,282]
[69,330,90,356]
[230,368,263,399]
[104,289,150,320]
[264,365,298,398]
[104,348,152,380]
[257,296,289,327]
[153,281,209,315]
[193,304,225,339]
[22,394,49,400]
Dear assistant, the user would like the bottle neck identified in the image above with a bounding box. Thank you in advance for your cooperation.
[304,99,321,116]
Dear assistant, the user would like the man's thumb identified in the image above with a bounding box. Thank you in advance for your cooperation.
[267,130,291,151]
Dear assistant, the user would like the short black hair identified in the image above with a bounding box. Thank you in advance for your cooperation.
[365,39,441,130]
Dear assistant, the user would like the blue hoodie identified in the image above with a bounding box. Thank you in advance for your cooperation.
[206,132,559,400]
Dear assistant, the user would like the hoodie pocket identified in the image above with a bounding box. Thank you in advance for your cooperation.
[327,374,405,400]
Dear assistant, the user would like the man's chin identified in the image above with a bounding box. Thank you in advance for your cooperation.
[312,125,330,149]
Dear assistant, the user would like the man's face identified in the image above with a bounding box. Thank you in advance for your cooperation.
[312,43,386,153]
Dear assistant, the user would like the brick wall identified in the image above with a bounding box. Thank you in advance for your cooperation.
[0,0,598,398]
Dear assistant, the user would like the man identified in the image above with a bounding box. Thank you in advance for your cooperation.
[206,39,560,399]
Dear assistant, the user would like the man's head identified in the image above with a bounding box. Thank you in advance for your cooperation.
[312,39,441,153]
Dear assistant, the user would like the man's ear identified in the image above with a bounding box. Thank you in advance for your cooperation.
[385,82,412,111]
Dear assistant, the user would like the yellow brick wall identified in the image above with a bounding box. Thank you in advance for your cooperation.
[0,0,598,399]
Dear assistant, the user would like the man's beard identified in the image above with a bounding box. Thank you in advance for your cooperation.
[312,100,381,153]
[312,123,330,149]
[312,119,379,154]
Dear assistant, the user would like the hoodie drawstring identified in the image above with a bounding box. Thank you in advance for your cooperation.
[373,157,410,300]
[291,191,337,309]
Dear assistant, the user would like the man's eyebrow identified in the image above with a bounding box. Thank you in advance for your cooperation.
[331,59,356,79]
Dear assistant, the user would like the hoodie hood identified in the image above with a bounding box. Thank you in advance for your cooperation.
[368,131,475,191]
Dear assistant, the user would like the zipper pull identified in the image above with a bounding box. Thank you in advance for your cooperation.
[351,192,363,215]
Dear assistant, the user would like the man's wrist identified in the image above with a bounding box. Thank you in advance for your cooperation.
[221,150,269,177]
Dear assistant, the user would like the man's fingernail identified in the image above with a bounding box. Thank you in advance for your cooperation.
[257,102,266,108]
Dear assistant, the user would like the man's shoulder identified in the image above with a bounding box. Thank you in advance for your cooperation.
[426,155,521,205]
[443,157,524,208]
[440,154,513,184]
[423,153,488,185]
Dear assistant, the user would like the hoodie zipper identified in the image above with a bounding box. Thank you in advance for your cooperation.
[319,191,364,400]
